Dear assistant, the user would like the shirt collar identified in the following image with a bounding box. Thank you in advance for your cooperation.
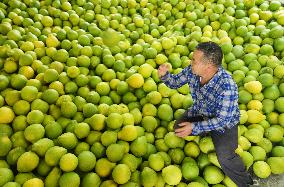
[201,66,222,89]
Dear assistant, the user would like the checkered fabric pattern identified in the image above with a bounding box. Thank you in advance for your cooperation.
[160,65,240,135]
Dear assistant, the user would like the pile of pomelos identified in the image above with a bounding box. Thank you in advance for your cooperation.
[0,0,284,186]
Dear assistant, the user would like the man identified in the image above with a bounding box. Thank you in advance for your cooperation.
[158,41,253,187]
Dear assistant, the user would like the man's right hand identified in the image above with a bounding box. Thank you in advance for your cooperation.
[158,64,169,77]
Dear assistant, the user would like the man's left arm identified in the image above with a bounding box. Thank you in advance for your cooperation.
[191,89,239,135]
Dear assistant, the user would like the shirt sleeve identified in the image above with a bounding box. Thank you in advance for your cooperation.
[160,65,195,89]
[187,104,198,117]
[191,88,239,135]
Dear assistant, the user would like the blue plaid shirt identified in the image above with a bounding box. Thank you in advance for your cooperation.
[160,65,240,135]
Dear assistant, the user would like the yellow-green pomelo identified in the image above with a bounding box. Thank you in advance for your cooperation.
[257,138,273,153]
[31,138,54,157]
[249,146,266,161]
[61,101,77,118]
[239,110,248,124]
[238,136,251,151]
[118,125,137,141]
[240,151,254,170]
[41,89,59,104]
[244,128,263,143]
[184,141,200,158]
[199,136,215,154]
[120,153,142,172]
[89,114,105,131]
[127,73,144,88]
[271,146,284,157]
[44,167,62,187]
[106,143,125,162]
[275,97,284,113]
[263,85,280,100]
[164,132,185,149]
[130,136,147,157]
[46,34,59,48]
[278,114,284,130]
[24,123,45,143]
[21,86,38,102]
[0,107,15,124]
[78,151,96,172]
[158,83,174,97]
[101,130,117,146]
[45,121,63,140]
[14,173,35,186]
[74,122,90,139]
[23,178,44,187]
[0,168,14,186]
[143,78,157,92]
[148,153,164,171]
[247,110,266,123]
[267,157,284,174]
[100,180,117,187]
[26,110,44,125]
[162,165,182,185]
[59,172,80,187]
[95,158,116,177]
[274,65,284,78]
[122,113,135,126]
[141,167,158,187]
[58,132,78,149]
[6,147,25,166]
[17,152,39,172]
[222,176,238,187]
[170,93,185,109]
[112,164,131,184]
[187,182,204,187]
[101,29,121,47]
[0,135,12,157]
[244,81,262,94]
[208,152,221,168]
[203,165,224,184]
[182,162,199,181]
[59,153,78,172]
[81,173,101,187]
[138,64,154,78]
[106,113,123,129]
[142,103,157,117]
[146,91,162,105]
[157,104,173,122]
[247,100,263,111]
[265,126,284,142]
[253,161,271,178]
[141,116,158,133]
[45,146,67,166]
[3,182,21,187]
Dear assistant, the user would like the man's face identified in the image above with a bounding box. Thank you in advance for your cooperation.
[191,50,209,76]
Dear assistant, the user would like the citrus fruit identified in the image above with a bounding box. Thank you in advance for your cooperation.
[162,165,182,185]
[112,164,131,184]
[59,153,78,172]
[0,107,15,124]
[59,172,80,187]
[17,151,39,172]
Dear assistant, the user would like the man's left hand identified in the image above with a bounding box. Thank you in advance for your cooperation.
[174,122,193,138]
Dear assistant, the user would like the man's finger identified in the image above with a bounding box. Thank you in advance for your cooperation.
[178,122,190,127]
[175,126,187,133]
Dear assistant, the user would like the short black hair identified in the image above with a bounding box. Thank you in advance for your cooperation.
[195,41,223,66]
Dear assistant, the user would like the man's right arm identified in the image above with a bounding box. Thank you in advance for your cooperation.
[158,65,193,89]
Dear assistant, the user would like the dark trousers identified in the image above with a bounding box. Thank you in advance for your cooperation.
[174,113,253,187]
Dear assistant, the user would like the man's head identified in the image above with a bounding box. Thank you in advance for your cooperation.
[191,41,223,76]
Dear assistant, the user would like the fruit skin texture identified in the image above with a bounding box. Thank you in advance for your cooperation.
[2,0,284,185]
